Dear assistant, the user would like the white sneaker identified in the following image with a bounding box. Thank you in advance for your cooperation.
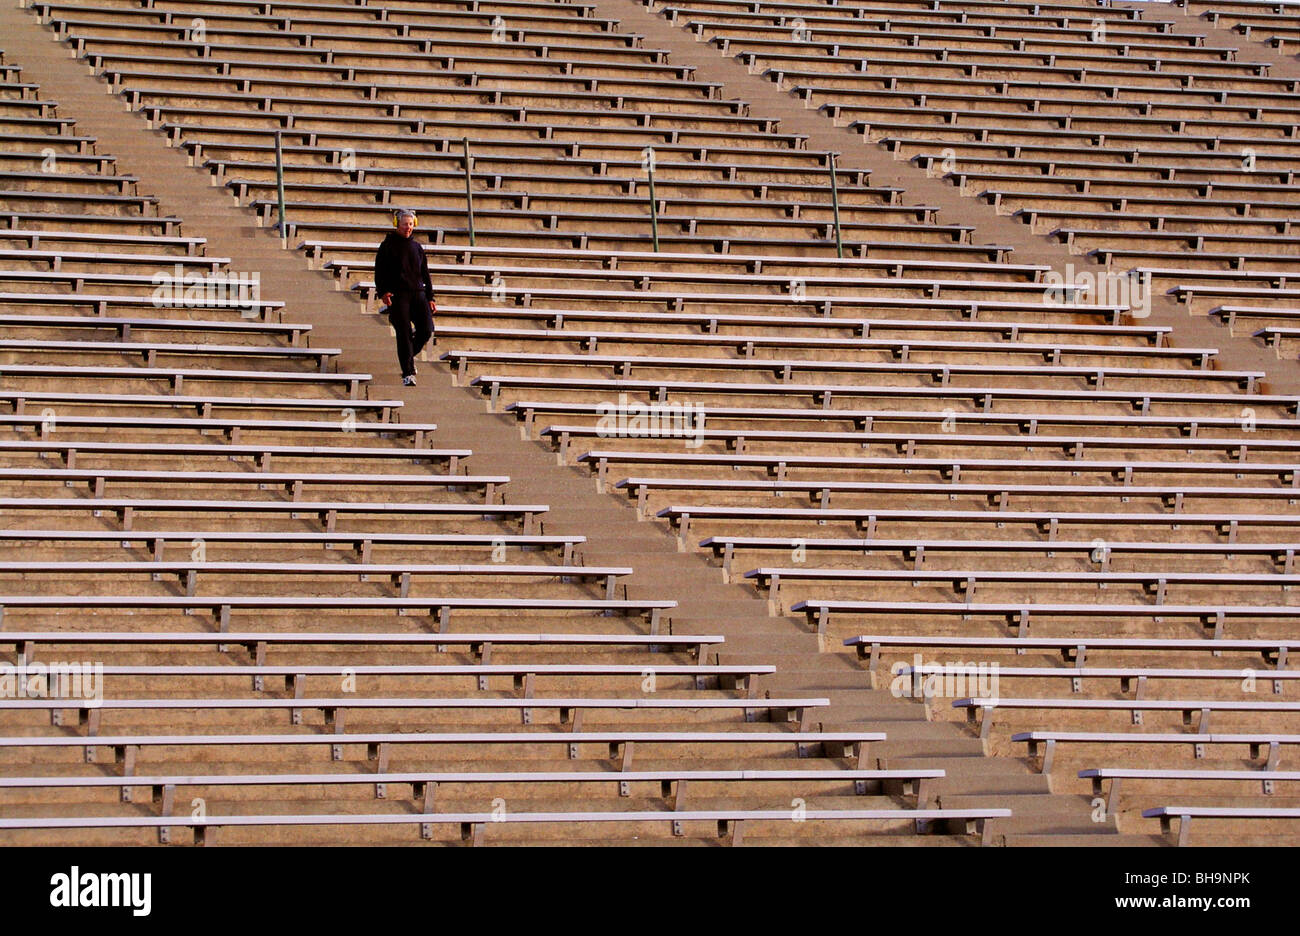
[402,375,417,387]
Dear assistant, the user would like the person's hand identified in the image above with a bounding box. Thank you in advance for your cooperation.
[380,292,393,305]
[429,300,437,313]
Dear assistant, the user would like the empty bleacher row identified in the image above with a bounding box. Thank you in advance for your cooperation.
[0,49,1007,846]
[466,0,1300,845]
[31,0,1022,261]
[656,0,1300,372]
[629,0,1300,842]
[1176,0,1300,56]
[17,0,1300,845]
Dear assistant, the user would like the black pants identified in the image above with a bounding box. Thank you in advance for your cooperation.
[388,290,433,378]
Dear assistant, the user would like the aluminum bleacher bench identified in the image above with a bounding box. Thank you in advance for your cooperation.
[0,339,340,372]
[59,29,681,72]
[473,375,1287,415]
[234,171,869,220]
[0,498,547,533]
[852,122,1298,151]
[0,290,284,320]
[0,412,432,443]
[1055,229,1300,254]
[621,479,1300,525]
[563,427,1300,465]
[0,728,879,775]
[584,448,1300,489]
[1171,284,1300,306]
[0,188,156,212]
[156,112,808,153]
[1251,327,1300,354]
[33,0,610,26]
[305,228,994,262]
[0,529,583,564]
[256,186,902,226]
[0,247,224,271]
[945,172,1300,202]
[745,567,1300,614]
[0,116,78,134]
[512,397,1295,442]
[1018,209,1297,237]
[1093,248,1300,271]
[440,325,1210,367]
[927,154,1300,186]
[288,192,926,231]
[980,189,1300,218]
[0,227,205,253]
[298,220,975,253]
[0,363,370,399]
[0,439,461,470]
[0,389,401,421]
[845,108,1295,142]
[1082,768,1300,817]
[443,349,1256,390]
[0,765,936,815]
[382,274,1070,310]
[1212,305,1300,328]
[727,33,1219,61]
[140,90,777,137]
[0,467,506,501]
[182,133,814,174]
[201,118,805,157]
[1013,731,1300,773]
[1143,266,1300,287]
[662,506,1300,553]
[227,161,872,206]
[2,695,830,735]
[0,169,138,192]
[661,0,1144,20]
[0,132,98,155]
[296,215,955,248]
[0,150,116,174]
[844,634,1300,670]
[1142,806,1300,847]
[705,537,1300,580]
[31,661,775,695]
[0,594,673,631]
[0,805,1005,846]
[955,697,1300,739]
[0,560,629,599]
[312,244,1025,278]
[0,312,311,345]
[3,630,703,669]
[82,47,704,86]
[0,390,400,421]
[447,303,1141,336]
[287,202,918,245]
[340,256,1044,287]
[902,664,1300,697]
[800,599,1300,638]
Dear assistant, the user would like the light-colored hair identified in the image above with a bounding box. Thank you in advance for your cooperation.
[394,209,417,223]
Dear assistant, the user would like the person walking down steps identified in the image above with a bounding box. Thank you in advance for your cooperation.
[375,208,436,386]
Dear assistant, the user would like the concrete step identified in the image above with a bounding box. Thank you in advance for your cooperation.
[870,737,991,759]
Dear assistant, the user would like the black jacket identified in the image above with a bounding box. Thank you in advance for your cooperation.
[374,231,434,298]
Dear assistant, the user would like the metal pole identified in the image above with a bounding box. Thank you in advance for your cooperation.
[647,165,660,252]
[274,130,287,241]
[463,138,476,247]
[828,152,843,259]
